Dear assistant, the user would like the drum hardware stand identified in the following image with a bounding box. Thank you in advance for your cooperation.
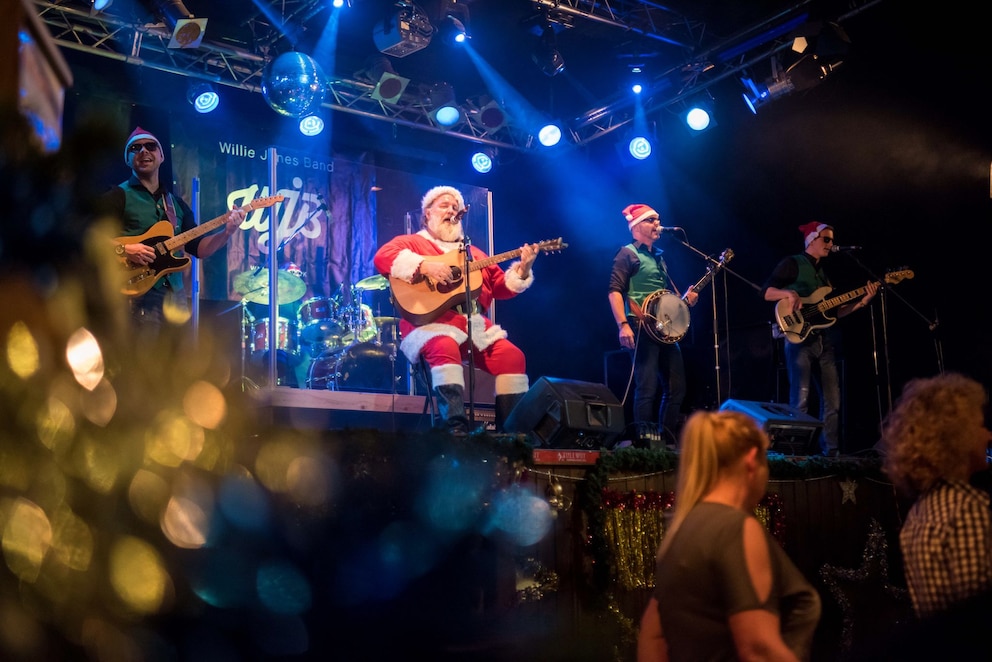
[676,236,760,406]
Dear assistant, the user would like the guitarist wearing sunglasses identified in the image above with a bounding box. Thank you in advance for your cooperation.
[100,127,247,334]
[761,222,878,457]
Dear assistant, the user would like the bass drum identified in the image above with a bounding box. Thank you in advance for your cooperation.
[641,290,690,344]
[307,342,399,392]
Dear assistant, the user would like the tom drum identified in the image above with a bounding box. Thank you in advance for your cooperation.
[298,297,345,343]
[250,317,301,365]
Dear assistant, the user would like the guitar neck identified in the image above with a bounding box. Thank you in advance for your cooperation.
[162,212,228,253]
[468,247,526,272]
[162,200,259,253]
[819,282,877,311]
[685,251,732,299]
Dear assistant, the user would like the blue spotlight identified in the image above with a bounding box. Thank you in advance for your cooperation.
[632,83,643,94]
[332,0,344,7]
[428,82,461,128]
[188,82,219,114]
[537,123,562,147]
[628,135,652,160]
[470,150,493,173]
[299,115,324,136]
[685,107,711,131]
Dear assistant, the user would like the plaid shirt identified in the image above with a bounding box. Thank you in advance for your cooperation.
[900,479,992,618]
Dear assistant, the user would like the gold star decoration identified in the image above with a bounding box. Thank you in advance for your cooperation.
[840,478,858,504]
[819,518,913,654]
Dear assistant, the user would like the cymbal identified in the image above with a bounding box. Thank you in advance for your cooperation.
[373,316,401,324]
[234,268,307,305]
[354,274,389,291]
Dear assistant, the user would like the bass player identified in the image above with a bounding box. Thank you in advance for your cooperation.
[608,203,699,448]
[373,185,539,434]
[761,221,878,457]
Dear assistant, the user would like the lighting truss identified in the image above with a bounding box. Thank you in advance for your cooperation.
[31,0,532,151]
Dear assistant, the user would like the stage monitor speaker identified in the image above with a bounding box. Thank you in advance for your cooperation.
[504,377,625,450]
[719,399,823,455]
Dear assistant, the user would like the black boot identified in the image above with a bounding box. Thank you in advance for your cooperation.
[494,392,525,433]
[434,384,469,435]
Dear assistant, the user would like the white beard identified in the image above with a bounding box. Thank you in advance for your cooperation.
[430,219,463,243]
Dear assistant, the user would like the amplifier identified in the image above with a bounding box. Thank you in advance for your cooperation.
[719,399,823,456]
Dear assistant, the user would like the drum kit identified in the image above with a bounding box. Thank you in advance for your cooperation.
[236,266,404,392]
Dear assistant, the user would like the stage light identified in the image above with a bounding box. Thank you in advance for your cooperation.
[438,15,469,45]
[632,83,643,94]
[371,72,410,104]
[628,135,652,160]
[427,82,461,128]
[91,0,113,12]
[532,25,565,77]
[299,115,324,136]
[472,98,507,133]
[740,74,794,114]
[372,2,433,58]
[683,94,716,133]
[537,123,562,147]
[187,82,219,113]
[470,148,495,174]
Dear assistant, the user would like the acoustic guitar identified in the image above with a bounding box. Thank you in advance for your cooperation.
[116,195,283,296]
[389,237,568,325]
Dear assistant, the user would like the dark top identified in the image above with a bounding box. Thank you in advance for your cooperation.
[653,502,821,661]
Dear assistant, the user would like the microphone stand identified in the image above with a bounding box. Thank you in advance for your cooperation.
[461,234,476,430]
[836,252,940,416]
[675,233,761,407]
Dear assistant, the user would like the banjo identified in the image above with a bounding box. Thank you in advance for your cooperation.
[636,249,734,344]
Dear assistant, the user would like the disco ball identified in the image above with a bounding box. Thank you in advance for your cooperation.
[261,52,328,118]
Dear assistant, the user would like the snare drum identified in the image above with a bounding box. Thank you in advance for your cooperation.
[298,297,345,343]
[250,317,301,364]
[307,342,398,392]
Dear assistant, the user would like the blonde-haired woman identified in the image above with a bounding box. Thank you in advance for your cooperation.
[880,372,992,619]
[637,410,820,662]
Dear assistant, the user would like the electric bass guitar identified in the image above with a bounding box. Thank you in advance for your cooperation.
[389,238,568,325]
[634,248,733,344]
[774,269,913,343]
[116,195,284,297]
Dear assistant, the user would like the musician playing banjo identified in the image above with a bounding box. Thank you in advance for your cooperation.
[761,221,878,457]
[608,203,699,448]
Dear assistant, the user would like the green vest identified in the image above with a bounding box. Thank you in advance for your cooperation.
[788,253,830,298]
[626,242,671,308]
[119,183,187,293]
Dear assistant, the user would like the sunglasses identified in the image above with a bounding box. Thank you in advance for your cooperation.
[819,236,834,244]
[128,141,160,154]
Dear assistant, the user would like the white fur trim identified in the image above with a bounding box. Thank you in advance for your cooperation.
[804,223,831,248]
[431,364,465,388]
[495,373,529,396]
[504,260,534,293]
[391,248,424,282]
[421,186,464,212]
[398,315,508,365]
[400,323,468,364]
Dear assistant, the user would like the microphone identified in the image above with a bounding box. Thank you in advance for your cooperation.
[830,245,863,252]
[659,226,682,232]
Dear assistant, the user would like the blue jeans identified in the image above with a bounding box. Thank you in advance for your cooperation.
[632,334,687,437]
[784,333,841,454]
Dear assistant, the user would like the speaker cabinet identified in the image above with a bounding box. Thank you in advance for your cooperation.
[504,377,625,450]
[719,399,823,455]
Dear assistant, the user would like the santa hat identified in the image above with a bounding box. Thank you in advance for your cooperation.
[622,203,658,230]
[123,126,162,163]
[799,221,832,248]
[421,185,465,212]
